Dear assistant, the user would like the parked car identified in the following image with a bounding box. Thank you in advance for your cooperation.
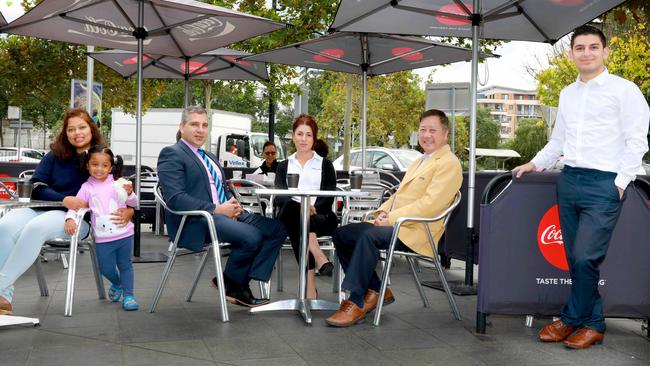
[332,147,422,172]
[0,147,45,163]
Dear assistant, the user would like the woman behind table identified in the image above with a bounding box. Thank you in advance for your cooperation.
[275,114,337,299]
[0,108,133,315]
[258,141,278,175]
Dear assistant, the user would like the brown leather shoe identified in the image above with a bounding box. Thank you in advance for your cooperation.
[325,300,366,327]
[563,327,604,349]
[362,288,395,313]
[538,320,575,342]
[0,296,12,315]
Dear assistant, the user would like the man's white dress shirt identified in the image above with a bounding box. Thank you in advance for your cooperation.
[531,69,649,189]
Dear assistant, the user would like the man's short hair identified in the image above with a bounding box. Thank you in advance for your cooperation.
[570,25,607,48]
[181,105,208,124]
[419,109,449,130]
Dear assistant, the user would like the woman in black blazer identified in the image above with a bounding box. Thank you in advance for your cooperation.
[275,114,337,299]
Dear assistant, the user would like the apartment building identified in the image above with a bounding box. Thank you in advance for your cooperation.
[477,86,541,139]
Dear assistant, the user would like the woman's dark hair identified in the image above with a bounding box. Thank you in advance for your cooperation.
[313,139,329,158]
[80,145,124,179]
[292,114,318,138]
[51,108,106,160]
[262,141,276,151]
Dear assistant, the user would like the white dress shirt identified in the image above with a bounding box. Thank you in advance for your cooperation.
[531,69,649,189]
[287,152,323,204]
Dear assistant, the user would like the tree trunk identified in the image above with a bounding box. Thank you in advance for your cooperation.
[203,80,213,152]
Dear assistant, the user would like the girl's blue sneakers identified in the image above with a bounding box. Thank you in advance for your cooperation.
[108,285,123,302]
[122,295,139,311]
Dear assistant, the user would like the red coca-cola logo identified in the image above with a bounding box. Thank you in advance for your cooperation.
[122,54,151,65]
[537,204,569,271]
[391,47,423,61]
[181,61,209,74]
[436,3,472,26]
[313,48,344,62]
[222,56,252,67]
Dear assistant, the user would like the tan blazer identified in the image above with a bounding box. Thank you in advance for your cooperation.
[373,144,462,257]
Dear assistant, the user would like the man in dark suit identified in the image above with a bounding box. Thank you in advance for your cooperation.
[157,106,287,307]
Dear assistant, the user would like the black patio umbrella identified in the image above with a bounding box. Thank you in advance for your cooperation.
[0,0,286,259]
[330,0,626,293]
[87,48,268,107]
[244,32,486,169]
[0,12,6,27]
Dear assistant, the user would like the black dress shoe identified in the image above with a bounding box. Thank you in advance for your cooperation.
[317,262,334,277]
[225,287,270,308]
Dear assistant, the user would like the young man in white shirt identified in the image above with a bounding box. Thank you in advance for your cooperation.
[514,25,649,349]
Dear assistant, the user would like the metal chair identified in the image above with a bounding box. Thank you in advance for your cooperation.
[373,191,462,326]
[34,208,106,316]
[149,183,231,322]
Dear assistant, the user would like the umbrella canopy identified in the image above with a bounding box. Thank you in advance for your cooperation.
[329,0,627,292]
[88,48,268,80]
[1,0,286,56]
[244,32,484,168]
[0,12,6,27]
[330,0,626,43]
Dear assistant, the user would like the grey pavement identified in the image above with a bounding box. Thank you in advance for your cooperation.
[1,231,648,366]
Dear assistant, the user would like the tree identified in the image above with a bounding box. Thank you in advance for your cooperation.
[505,118,548,169]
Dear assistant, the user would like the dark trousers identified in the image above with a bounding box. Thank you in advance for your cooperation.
[332,222,409,306]
[96,236,134,296]
[557,166,623,332]
[277,200,338,269]
[213,211,287,287]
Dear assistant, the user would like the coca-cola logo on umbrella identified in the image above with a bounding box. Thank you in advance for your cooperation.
[122,55,151,65]
[537,204,569,271]
[178,17,235,41]
[313,49,345,62]
[436,3,472,26]
[181,61,208,74]
[222,56,252,67]
[391,47,423,61]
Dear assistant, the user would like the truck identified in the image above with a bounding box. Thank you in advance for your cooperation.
[110,108,284,169]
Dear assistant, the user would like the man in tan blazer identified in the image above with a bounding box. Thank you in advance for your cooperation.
[326,109,462,327]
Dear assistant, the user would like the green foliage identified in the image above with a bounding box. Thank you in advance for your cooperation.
[505,118,548,169]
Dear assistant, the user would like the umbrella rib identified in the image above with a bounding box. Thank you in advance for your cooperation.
[124,54,165,78]
[393,3,471,21]
[452,0,472,16]
[147,13,215,37]
[330,1,393,32]
[296,47,359,69]
[111,0,137,30]
[149,3,186,57]
[370,44,437,69]
[215,57,267,80]
[483,10,521,22]
[189,56,223,76]
[483,0,523,19]
[519,7,552,42]
[150,61,185,77]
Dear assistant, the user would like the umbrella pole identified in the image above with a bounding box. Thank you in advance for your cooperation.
[184,58,190,107]
[133,0,144,258]
[465,1,480,288]
[361,69,367,169]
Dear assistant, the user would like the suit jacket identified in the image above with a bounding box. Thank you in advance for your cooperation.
[374,144,462,257]
[157,140,234,250]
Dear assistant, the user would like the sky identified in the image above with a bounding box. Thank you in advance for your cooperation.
[0,2,559,92]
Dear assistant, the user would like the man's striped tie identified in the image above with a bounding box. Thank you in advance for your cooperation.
[198,149,227,203]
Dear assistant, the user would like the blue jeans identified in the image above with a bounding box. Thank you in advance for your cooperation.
[95,236,134,296]
[0,208,89,303]
[557,166,623,332]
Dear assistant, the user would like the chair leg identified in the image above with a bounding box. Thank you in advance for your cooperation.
[258,280,270,299]
[406,257,429,307]
[64,235,80,317]
[276,249,284,292]
[87,241,106,299]
[185,249,210,302]
[149,249,178,313]
[431,250,461,321]
[60,253,69,269]
[331,254,339,294]
[34,258,49,297]
[373,239,398,326]
[336,259,345,304]
[209,242,229,322]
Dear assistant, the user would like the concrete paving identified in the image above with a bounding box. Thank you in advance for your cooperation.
[1,232,648,366]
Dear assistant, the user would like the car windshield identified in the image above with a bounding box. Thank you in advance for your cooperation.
[391,150,422,167]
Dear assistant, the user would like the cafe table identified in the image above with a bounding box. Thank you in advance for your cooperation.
[250,188,369,324]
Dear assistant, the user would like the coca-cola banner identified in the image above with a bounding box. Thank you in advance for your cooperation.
[477,172,650,319]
